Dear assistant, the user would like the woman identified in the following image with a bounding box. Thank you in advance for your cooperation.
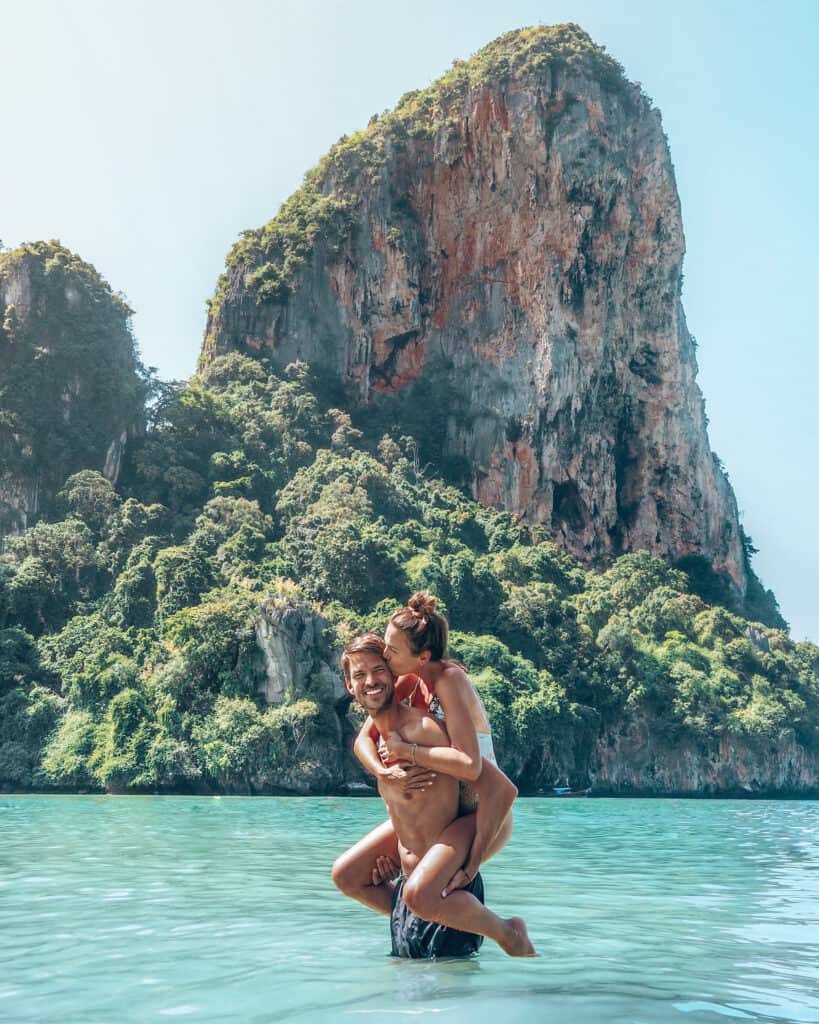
[332,592,527,949]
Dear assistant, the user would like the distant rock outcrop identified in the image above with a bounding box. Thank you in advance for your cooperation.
[201,24,752,606]
[255,598,344,707]
[254,597,355,793]
[589,715,819,797]
[0,242,146,538]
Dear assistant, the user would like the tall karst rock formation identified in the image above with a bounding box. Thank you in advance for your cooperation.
[0,242,146,537]
[201,25,748,599]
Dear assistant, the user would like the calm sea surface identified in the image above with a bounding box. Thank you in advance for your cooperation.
[1,796,818,1023]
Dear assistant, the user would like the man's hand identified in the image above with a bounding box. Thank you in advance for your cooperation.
[371,855,400,886]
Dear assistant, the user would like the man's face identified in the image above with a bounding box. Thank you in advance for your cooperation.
[345,651,395,713]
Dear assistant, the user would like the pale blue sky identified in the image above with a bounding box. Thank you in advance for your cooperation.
[2,1,817,641]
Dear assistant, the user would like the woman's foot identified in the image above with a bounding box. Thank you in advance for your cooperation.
[498,916,536,957]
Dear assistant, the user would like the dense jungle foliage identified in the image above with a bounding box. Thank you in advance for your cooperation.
[1,349,816,794]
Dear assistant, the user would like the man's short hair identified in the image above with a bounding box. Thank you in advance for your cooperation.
[341,633,387,680]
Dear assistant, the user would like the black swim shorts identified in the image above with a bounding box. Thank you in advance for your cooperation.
[390,873,485,959]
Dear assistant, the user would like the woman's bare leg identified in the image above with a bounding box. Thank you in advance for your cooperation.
[442,759,518,896]
[332,761,519,919]
[331,819,399,917]
[402,814,535,957]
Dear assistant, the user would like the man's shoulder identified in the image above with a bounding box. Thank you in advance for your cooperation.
[399,705,448,744]
[397,705,428,727]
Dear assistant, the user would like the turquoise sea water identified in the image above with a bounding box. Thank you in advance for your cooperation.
[1,797,818,1024]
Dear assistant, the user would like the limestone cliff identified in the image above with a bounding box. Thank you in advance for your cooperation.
[0,242,146,538]
[254,598,358,793]
[255,597,344,707]
[588,716,819,797]
[253,600,819,798]
[201,24,749,601]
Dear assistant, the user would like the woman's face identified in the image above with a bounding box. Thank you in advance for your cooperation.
[383,622,421,676]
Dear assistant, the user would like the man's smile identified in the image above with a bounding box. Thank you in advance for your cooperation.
[345,649,396,710]
[362,681,391,707]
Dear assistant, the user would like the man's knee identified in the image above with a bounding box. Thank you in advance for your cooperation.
[402,873,439,921]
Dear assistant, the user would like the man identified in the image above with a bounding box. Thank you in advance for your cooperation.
[337,633,533,958]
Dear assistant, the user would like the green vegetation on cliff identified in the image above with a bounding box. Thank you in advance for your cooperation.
[1,353,815,794]
[0,242,148,534]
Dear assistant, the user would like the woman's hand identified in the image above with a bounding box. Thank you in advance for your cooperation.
[441,864,478,898]
[379,734,413,764]
[379,764,436,794]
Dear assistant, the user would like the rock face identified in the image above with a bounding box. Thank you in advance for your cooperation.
[201,25,747,596]
[0,243,145,538]
[589,716,819,796]
[253,599,358,794]
[255,599,345,707]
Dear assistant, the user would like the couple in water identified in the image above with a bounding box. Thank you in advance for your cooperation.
[332,592,535,958]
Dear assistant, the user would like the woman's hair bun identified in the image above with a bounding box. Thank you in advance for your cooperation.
[407,591,437,617]
[390,591,448,660]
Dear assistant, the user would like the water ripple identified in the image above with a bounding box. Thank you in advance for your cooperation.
[1,796,817,1023]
